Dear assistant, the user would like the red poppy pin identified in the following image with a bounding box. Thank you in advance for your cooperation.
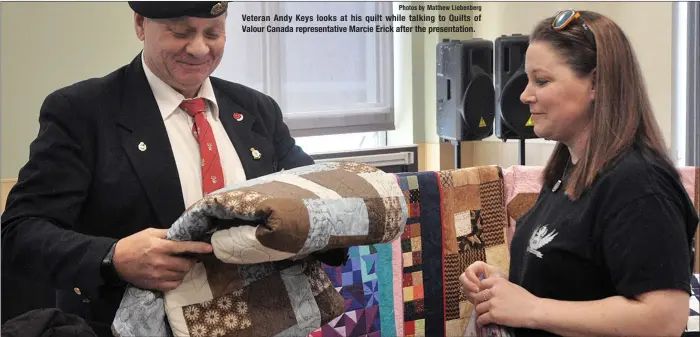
[233,113,244,121]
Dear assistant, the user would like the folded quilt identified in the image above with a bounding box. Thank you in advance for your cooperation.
[111,161,408,337]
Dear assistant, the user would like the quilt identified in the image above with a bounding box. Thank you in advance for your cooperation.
[394,166,511,337]
[307,240,403,337]
[502,165,544,251]
[111,161,408,337]
[681,167,700,335]
[503,165,700,334]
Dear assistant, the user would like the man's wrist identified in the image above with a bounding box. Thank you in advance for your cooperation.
[100,241,122,285]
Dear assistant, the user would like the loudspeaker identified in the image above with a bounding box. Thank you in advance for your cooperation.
[494,34,538,139]
[436,39,495,142]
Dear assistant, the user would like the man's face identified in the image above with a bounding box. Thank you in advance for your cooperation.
[134,13,226,97]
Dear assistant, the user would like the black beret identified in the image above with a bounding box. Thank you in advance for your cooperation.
[128,1,228,19]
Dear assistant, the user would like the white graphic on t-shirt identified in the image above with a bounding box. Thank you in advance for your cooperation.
[527,225,558,258]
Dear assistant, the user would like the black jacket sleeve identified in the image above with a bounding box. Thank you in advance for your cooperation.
[266,95,314,170]
[1,90,117,300]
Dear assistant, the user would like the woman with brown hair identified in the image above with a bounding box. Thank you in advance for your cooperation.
[460,9,699,337]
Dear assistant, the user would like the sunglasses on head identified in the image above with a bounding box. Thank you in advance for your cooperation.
[552,9,597,50]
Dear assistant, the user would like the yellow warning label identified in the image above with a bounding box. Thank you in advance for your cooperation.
[479,117,487,127]
[525,115,535,127]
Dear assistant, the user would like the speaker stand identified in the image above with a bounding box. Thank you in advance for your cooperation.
[452,140,461,169]
[518,138,526,165]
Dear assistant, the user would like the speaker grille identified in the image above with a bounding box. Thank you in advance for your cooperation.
[436,39,494,141]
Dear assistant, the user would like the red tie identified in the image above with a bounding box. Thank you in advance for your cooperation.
[179,98,225,195]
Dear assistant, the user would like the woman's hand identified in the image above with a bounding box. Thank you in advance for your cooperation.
[459,261,507,305]
[473,276,542,329]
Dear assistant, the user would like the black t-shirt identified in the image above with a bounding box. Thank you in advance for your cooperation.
[508,149,699,337]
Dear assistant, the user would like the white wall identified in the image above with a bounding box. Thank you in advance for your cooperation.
[0,2,675,178]
[0,2,143,179]
[463,2,674,167]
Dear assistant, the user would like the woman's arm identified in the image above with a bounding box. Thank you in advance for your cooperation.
[474,277,689,337]
[532,188,694,337]
[533,289,689,337]
[473,166,696,336]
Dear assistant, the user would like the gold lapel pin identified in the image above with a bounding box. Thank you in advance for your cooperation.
[250,148,261,160]
[138,142,147,152]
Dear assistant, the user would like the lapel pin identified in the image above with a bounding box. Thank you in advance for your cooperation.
[138,142,147,152]
[250,148,261,160]
[233,113,244,122]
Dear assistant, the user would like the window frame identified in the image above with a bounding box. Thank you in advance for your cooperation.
[243,1,396,139]
[672,1,700,167]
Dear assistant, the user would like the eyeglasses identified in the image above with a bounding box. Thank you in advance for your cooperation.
[552,9,597,50]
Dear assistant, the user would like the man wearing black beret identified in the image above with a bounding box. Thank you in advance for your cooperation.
[0,1,347,335]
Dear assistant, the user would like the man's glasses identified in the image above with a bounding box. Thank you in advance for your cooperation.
[552,9,597,50]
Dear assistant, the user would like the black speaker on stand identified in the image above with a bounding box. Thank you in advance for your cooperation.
[494,34,538,165]
[436,38,495,169]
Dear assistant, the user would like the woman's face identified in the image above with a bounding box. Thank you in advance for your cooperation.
[519,41,595,145]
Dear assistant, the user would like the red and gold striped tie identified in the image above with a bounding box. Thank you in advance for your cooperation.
[179,98,225,195]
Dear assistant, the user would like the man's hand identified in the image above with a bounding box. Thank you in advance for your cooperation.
[112,228,213,292]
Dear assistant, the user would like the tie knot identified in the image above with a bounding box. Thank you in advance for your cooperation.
[180,98,207,117]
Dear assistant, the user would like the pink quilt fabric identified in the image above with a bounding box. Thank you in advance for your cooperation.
[502,166,544,251]
[679,167,700,273]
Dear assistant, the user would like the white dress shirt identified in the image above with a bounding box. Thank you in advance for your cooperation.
[141,56,246,209]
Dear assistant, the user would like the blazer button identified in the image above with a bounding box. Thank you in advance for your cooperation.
[74,287,81,295]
